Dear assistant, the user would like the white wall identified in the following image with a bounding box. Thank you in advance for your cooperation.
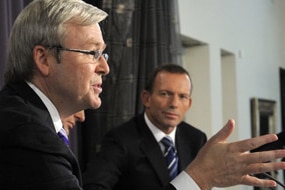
[178,0,285,190]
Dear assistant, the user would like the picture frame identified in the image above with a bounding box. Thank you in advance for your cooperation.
[251,98,276,137]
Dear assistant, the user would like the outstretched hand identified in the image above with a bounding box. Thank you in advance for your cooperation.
[185,119,285,190]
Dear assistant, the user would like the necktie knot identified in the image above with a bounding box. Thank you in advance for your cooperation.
[161,136,174,149]
[161,136,178,180]
[58,128,69,146]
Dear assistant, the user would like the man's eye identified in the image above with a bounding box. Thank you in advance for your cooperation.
[180,95,189,100]
[160,92,168,96]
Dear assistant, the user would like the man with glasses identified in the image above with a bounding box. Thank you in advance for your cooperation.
[0,0,109,189]
[1,0,285,190]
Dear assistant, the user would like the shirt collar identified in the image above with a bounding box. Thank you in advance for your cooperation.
[144,112,176,144]
[27,81,63,133]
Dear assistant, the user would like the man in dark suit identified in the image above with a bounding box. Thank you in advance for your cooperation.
[83,64,207,190]
[1,1,285,190]
[83,64,285,190]
[0,0,109,189]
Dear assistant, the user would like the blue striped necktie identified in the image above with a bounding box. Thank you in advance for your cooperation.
[58,128,69,146]
[161,136,178,180]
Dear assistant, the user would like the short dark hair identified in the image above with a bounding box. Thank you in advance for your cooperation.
[144,64,193,95]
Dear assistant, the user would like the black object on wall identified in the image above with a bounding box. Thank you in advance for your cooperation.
[280,68,285,131]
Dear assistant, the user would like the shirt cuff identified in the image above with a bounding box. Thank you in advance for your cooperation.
[170,171,200,190]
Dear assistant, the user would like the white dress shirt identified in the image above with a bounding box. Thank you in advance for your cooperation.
[144,113,200,190]
[27,81,63,133]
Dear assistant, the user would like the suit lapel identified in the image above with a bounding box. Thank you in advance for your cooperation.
[11,81,54,130]
[10,81,82,185]
[175,124,194,171]
[68,147,82,185]
[137,115,170,185]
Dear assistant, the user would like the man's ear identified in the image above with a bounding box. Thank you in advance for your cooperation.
[33,45,50,76]
[188,97,192,109]
[141,90,151,108]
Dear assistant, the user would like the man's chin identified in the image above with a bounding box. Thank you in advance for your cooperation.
[90,98,102,109]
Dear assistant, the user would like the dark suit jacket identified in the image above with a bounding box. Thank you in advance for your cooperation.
[0,81,82,190]
[83,114,207,190]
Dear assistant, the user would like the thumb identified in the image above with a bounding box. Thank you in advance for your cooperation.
[208,119,235,144]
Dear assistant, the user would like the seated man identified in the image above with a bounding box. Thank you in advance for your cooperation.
[83,64,285,190]
[83,64,207,190]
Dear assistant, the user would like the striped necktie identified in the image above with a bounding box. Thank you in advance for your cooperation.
[161,136,178,180]
[58,127,69,146]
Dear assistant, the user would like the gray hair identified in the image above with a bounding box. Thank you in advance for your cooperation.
[4,0,108,83]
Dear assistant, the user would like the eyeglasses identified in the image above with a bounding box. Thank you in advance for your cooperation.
[48,46,108,62]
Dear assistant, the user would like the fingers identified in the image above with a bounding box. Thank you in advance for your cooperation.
[232,134,278,153]
[242,150,285,165]
[241,175,277,187]
[242,150,285,174]
[187,119,285,189]
[208,119,235,144]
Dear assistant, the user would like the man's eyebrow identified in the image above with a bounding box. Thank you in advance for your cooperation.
[93,43,107,51]
[101,43,107,50]
[85,39,107,49]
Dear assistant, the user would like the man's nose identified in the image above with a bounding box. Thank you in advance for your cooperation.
[75,111,85,122]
